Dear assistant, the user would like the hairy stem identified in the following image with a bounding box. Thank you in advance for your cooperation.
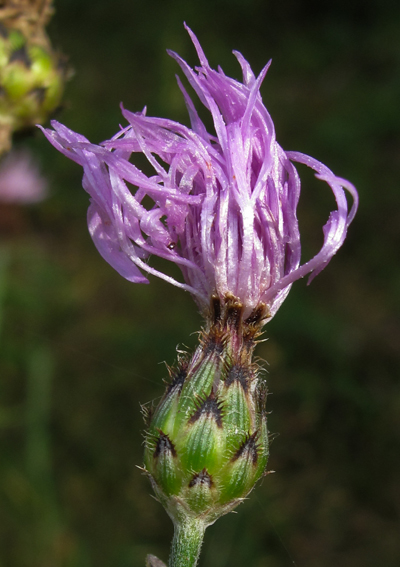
[169,518,206,567]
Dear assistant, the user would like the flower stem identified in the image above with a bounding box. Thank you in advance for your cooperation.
[169,518,206,567]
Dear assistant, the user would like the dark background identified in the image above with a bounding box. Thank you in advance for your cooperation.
[1,0,399,565]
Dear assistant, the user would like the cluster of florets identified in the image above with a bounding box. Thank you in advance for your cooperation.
[41,24,358,322]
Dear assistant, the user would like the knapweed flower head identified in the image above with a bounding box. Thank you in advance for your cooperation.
[41,25,358,321]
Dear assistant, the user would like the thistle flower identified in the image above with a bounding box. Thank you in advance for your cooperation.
[41,24,358,322]
[41,26,358,567]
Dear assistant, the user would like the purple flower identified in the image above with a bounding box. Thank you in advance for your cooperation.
[0,149,47,204]
[41,25,358,320]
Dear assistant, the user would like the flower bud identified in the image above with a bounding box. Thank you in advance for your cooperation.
[143,295,269,526]
[0,23,67,152]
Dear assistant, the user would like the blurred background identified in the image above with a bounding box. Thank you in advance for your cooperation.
[0,0,399,565]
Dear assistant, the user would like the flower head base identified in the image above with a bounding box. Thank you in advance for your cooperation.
[41,25,358,321]
[143,295,269,527]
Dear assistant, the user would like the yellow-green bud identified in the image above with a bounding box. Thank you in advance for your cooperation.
[0,23,67,152]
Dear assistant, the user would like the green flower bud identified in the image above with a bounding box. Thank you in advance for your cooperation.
[0,22,68,153]
[144,295,269,527]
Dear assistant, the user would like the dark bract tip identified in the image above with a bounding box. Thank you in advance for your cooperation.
[165,364,187,396]
[224,364,251,393]
[189,392,223,428]
[154,431,177,458]
[232,431,259,466]
[189,468,213,488]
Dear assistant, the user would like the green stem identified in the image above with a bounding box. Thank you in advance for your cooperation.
[169,517,206,567]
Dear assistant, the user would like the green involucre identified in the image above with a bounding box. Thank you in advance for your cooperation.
[144,299,269,526]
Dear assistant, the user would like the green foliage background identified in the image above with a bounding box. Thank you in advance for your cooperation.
[1,0,399,565]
